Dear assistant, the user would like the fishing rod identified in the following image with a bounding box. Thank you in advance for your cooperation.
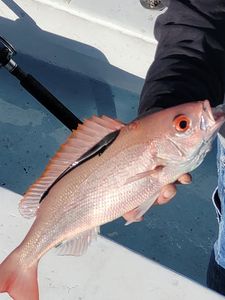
[0,35,120,162]
[0,35,82,131]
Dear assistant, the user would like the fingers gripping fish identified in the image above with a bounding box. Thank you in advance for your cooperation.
[0,100,224,300]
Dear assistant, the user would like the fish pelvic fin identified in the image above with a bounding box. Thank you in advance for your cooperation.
[0,252,39,300]
[56,227,100,256]
[124,194,158,226]
[19,116,124,219]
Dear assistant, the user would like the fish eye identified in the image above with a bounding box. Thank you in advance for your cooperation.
[173,115,191,132]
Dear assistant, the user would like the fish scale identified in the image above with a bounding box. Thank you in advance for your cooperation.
[16,142,161,263]
[0,100,225,300]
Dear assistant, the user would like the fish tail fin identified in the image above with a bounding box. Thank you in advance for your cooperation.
[0,252,39,300]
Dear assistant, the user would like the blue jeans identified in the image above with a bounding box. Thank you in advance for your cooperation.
[207,136,225,295]
[138,1,225,295]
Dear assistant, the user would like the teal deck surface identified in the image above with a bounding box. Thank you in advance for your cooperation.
[0,53,218,286]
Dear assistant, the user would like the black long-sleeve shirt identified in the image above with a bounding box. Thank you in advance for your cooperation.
[139,0,225,115]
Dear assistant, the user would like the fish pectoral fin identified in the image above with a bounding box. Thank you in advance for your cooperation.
[56,226,100,256]
[124,165,164,185]
[125,195,158,226]
[19,115,124,219]
[124,166,164,225]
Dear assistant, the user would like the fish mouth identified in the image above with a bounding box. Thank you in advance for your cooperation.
[201,100,225,134]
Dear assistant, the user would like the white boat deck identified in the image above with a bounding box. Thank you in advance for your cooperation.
[0,188,223,300]
[0,0,224,299]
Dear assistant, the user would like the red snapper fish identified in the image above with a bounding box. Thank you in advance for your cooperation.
[0,100,224,300]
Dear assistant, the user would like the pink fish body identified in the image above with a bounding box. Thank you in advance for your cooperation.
[0,100,224,300]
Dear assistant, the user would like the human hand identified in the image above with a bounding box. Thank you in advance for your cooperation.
[155,173,192,205]
[123,173,192,223]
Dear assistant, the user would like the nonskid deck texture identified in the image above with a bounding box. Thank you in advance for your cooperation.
[0,54,219,287]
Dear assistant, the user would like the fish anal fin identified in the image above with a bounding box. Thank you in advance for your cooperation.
[19,116,124,219]
[57,227,100,256]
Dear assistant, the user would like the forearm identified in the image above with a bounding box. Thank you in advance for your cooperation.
[139,0,225,115]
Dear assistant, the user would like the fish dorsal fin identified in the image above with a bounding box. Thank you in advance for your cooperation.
[19,116,124,218]
[56,227,100,256]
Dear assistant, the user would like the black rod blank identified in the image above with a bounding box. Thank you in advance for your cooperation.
[0,35,82,131]
[11,66,83,131]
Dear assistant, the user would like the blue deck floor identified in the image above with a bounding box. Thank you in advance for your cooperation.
[0,53,219,286]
